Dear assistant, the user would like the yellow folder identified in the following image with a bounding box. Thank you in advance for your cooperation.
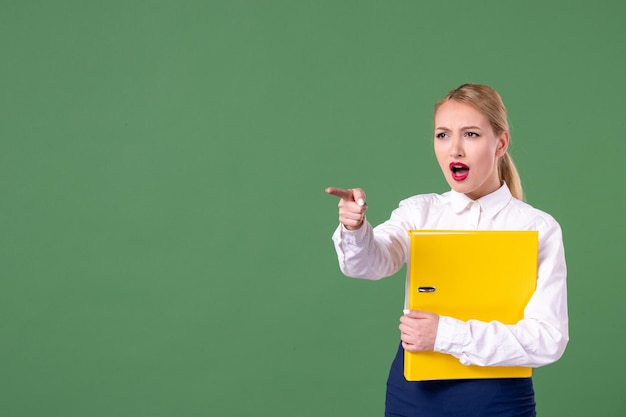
[404,230,538,381]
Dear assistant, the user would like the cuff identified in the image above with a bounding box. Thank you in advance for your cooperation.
[333,220,370,246]
[434,315,467,359]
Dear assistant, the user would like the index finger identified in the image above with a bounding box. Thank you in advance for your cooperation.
[325,187,352,200]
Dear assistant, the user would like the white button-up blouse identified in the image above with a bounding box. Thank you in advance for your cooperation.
[331,183,569,368]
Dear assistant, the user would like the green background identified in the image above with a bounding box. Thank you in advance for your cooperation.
[1,1,625,416]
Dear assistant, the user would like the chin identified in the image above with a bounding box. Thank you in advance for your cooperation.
[446,180,469,194]
[450,184,480,200]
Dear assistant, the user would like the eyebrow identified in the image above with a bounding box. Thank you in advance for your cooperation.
[435,125,483,131]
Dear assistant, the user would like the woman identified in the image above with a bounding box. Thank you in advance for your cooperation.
[326,84,568,416]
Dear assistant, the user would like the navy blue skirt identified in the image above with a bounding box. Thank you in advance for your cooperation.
[386,343,536,417]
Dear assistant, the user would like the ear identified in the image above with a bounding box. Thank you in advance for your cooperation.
[495,131,509,157]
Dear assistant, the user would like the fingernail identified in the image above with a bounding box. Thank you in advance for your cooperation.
[357,198,365,206]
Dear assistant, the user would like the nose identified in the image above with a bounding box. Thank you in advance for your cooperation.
[450,136,464,158]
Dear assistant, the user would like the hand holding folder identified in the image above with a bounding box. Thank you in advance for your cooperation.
[400,310,440,352]
[404,230,538,381]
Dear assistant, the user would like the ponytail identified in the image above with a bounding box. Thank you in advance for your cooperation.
[498,152,523,201]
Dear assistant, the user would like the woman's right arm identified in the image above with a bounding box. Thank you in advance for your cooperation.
[327,187,414,280]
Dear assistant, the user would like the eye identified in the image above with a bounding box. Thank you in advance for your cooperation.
[435,132,448,139]
[465,131,480,138]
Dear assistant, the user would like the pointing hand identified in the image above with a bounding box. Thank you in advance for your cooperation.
[325,187,367,230]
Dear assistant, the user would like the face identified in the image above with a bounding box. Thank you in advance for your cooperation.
[434,100,509,200]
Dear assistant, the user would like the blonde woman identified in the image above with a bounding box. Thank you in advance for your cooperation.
[326,84,568,417]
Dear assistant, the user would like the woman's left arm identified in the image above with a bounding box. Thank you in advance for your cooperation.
[434,218,569,367]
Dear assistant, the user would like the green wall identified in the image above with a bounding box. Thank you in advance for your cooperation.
[2,1,625,415]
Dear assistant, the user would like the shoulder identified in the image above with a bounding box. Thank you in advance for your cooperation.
[506,198,563,235]
[388,192,452,228]
[400,192,449,209]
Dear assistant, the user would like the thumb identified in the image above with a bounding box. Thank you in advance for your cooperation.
[406,310,432,319]
[351,188,367,207]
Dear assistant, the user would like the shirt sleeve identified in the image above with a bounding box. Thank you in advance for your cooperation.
[331,200,415,280]
[434,217,569,368]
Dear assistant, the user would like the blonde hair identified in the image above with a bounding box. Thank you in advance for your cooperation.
[434,84,524,201]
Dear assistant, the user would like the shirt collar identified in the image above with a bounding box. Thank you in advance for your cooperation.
[448,182,513,218]
[449,189,474,213]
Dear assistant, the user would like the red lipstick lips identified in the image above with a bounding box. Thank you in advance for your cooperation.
[450,162,469,181]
